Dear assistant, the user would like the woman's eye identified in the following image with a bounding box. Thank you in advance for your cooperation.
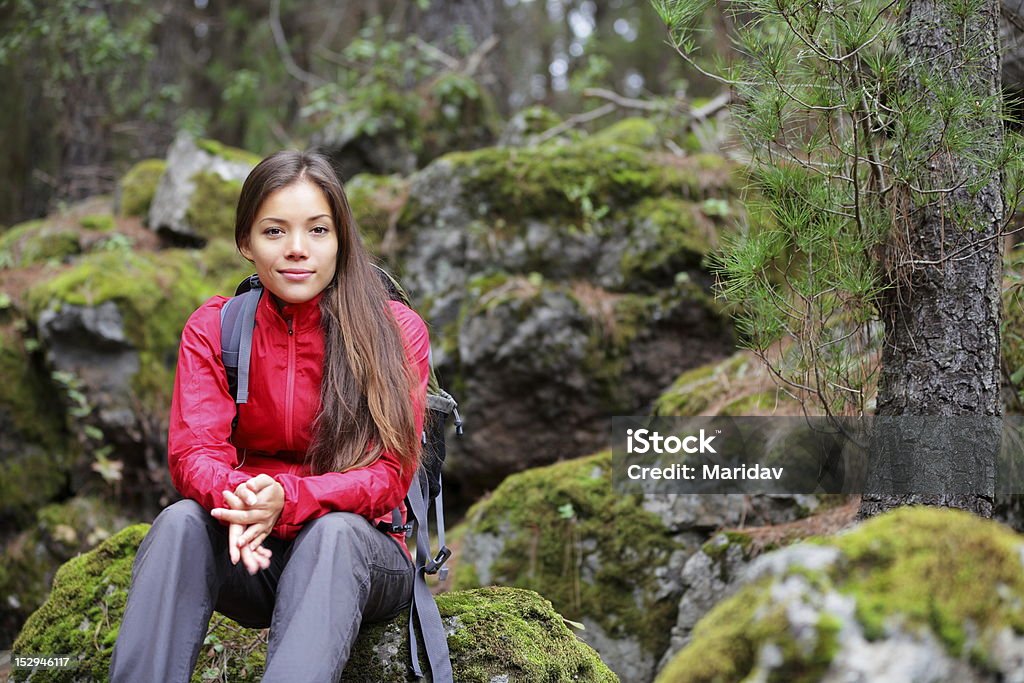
[264,227,284,236]
[311,225,330,234]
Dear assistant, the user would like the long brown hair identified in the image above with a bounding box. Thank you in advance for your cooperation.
[234,150,422,476]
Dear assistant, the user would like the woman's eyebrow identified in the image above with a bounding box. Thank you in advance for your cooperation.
[258,214,333,224]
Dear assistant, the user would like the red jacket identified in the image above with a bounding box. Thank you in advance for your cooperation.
[168,289,429,555]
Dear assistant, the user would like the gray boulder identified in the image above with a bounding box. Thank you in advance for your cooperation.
[147,132,259,244]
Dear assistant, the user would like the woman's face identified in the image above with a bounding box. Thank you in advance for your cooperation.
[240,179,339,305]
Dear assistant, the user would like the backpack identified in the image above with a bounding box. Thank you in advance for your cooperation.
[218,268,461,682]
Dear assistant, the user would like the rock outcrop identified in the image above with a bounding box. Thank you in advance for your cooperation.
[657,506,1024,683]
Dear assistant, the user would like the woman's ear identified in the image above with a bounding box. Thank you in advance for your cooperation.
[239,240,254,262]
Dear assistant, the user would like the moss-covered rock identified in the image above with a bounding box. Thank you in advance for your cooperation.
[396,123,741,504]
[26,249,227,414]
[453,450,689,683]
[654,352,759,416]
[408,142,737,228]
[0,219,82,270]
[656,506,1024,682]
[351,587,618,682]
[619,197,717,288]
[116,159,167,219]
[148,132,257,245]
[452,451,831,683]
[13,526,617,682]
[184,170,244,242]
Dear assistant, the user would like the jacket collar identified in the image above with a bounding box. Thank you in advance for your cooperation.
[258,288,324,332]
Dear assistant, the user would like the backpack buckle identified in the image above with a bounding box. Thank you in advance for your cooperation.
[425,545,451,575]
[376,521,414,535]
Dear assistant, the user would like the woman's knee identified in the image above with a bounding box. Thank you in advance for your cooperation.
[149,499,214,539]
[301,511,367,539]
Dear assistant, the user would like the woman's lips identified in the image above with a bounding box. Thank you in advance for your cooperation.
[279,270,314,282]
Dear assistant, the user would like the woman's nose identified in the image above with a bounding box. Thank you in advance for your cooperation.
[284,232,309,258]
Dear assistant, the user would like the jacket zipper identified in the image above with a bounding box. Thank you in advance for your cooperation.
[285,315,295,451]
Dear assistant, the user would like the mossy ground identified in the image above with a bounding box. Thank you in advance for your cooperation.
[454,451,684,660]
[117,159,166,218]
[657,506,1024,682]
[14,527,617,682]
[0,220,81,270]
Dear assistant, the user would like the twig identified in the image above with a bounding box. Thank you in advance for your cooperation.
[582,87,668,111]
[533,103,616,144]
[268,0,327,87]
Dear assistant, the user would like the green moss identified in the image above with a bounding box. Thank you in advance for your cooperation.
[26,249,228,414]
[0,219,81,269]
[195,138,262,167]
[185,171,244,242]
[79,214,115,232]
[719,391,777,416]
[454,451,682,659]
[589,117,660,149]
[2,497,131,634]
[117,159,167,218]
[350,587,618,682]
[818,506,1024,657]
[619,196,714,286]
[700,531,753,563]
[654,352,752,416]
[429,141,738,226]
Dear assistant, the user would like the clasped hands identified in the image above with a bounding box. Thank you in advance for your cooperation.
[211,473,285,575]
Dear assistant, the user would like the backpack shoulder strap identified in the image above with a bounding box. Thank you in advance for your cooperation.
[406,470,454,682]
[220,286,263,404]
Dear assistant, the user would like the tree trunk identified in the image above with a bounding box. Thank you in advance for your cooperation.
[858,0,1005,519]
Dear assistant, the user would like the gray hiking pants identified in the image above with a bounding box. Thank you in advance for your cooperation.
[109,498,414,683]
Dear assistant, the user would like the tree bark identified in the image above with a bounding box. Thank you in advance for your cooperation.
[858,0,1005,519]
